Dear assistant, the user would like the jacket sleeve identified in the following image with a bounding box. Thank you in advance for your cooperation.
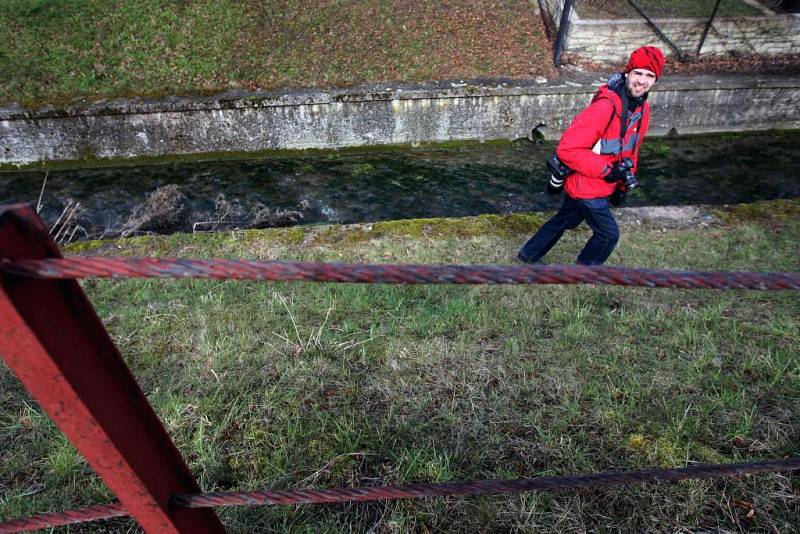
[556,97,615,179]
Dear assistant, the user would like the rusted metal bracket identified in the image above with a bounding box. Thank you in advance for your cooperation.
[0,204,225,533]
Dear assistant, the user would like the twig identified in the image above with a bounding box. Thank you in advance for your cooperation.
[49,200,74,236]
[36,171,49,214]
[298,452,372,487]
[66,223,88,245]
[192,220,243,233]
[53,202,80,244]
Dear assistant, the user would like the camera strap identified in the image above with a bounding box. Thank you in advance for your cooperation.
[614,98,646,162]
[617,89,630,162]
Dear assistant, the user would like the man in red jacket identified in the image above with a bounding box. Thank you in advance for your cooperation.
[517,46,665,265]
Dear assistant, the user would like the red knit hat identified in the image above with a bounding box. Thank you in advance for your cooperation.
[625,46,666,79]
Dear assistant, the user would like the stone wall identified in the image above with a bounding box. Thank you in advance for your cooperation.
[2,74,799,166]
[542,0,800,64]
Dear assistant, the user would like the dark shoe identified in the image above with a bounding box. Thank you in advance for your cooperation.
[516,252,544,265]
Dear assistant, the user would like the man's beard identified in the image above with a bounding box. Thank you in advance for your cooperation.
[626,82,649,98]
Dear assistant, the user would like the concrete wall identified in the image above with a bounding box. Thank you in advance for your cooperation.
[568,16,800,63]
[542,0,800,64]
[1,74,799,166]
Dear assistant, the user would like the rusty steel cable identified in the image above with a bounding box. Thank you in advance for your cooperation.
[2,458,798,533]
[1,257,799,290]
[0,502,127,534]
[171,458,800,508]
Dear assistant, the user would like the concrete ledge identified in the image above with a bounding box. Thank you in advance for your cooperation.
[1,74,799,165]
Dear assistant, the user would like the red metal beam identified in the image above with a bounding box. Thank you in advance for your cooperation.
[0,204,225,533]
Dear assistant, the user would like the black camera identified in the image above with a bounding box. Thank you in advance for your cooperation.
[605,157,640,192]
[545,153,573,195]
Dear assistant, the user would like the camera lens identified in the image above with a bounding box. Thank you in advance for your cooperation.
[624,173,640,191]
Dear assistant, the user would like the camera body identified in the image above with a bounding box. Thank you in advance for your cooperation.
[546,154,640,195]
[608,157,640,192]
[545,153,573,195]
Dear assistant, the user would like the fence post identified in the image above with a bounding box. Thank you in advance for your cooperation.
[0,204,225,533]
[696,0,722,57]
[553,0,575,68]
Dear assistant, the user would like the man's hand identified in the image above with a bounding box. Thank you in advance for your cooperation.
[604,157,634,183]
[610,188,626,206]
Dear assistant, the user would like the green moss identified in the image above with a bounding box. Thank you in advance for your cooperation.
[714,198,800,224]
[64,233,192,256]
[64,212,549,256]
[634,437,727,468]
[63,239,105,255]
[303,213,548,246]
[650,437,685,467]
[639,141,671,157]
[690,442,727,464]
[350,163,375,176]
[629,429,727,467]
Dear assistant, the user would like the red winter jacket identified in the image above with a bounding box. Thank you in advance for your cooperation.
[557,76,651,199]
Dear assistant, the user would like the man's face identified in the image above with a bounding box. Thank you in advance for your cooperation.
[625,68,657,98]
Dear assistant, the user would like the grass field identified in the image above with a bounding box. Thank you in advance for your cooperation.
[1,200,798,531]
[0,0,551,107]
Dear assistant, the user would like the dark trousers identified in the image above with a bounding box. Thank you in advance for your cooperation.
[518,196,620,265]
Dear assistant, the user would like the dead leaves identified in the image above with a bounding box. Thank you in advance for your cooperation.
[732,498,757,519]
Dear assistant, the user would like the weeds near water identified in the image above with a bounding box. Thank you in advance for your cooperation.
[122,185,188,237]
[192,193,242,233]
[192,196,309,233]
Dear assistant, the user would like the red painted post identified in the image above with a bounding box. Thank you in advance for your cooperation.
[0,204,226,533]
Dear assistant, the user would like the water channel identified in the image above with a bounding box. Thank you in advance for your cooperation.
[1,130,798,240]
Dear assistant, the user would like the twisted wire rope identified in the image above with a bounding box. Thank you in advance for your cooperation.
[2,257,799,290]
[0,503,127,534]
[171,458,800,508]
[1,458,798,533]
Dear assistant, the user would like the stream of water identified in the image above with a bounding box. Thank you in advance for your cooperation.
[1,130,798,240]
